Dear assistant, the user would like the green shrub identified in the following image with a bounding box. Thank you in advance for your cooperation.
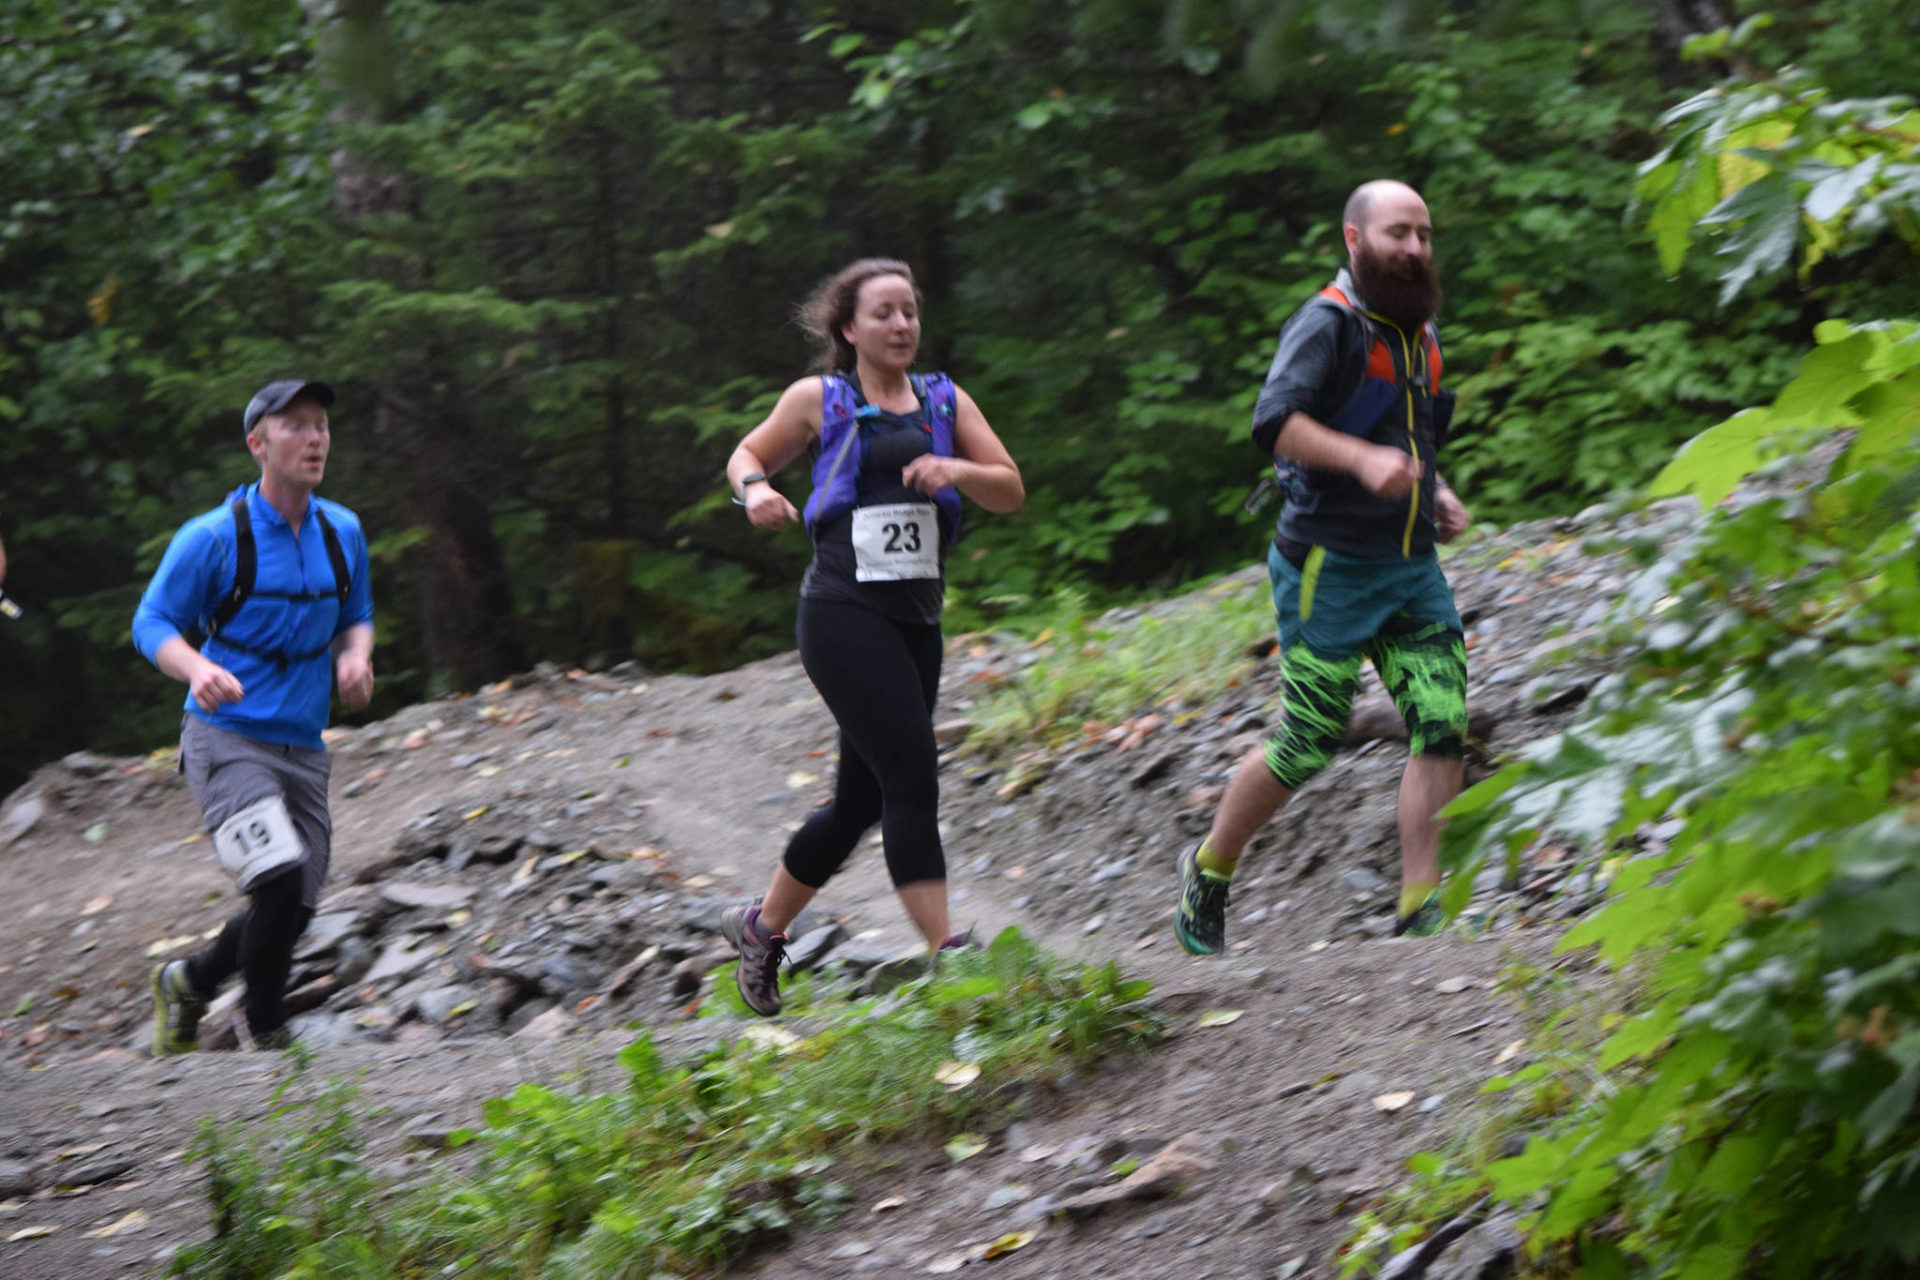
[168,929,1158,1280]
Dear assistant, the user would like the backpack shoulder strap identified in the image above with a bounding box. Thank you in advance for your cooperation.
[920,372,957,417]
[820,371,856,415]
[807,374,866,533]
[916,372,959,456]
[206,495,256,638]
[818,373,868,449]
[1313,285,1391,373]
[313,505,352,603]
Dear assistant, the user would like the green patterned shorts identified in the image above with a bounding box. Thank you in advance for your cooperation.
[1262,543,1467,789]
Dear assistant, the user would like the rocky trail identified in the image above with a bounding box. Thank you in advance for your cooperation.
[0,498,1704,1280]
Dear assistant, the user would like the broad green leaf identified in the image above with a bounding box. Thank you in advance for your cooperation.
[1845,376,1920,462]
[1485,1135,1567,1203]
[1677,1244,1747,1280]
[1698,1133,1774,1195]
[1805,155,1885,223]
[1860,1068,1920,1150]
[1599,1005,1681,1069]
[1648,409,1777,507]
[1535,1165,1617,1240]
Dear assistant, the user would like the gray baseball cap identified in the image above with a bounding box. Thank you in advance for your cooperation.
[243,379,335,434]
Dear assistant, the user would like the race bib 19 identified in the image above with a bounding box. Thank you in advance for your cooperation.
[211,794,305,890]
[851,502,940,582]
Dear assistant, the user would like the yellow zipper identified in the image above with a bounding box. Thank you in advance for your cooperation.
[1362,309,1421,557]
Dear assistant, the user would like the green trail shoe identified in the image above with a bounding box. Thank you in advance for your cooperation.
[150,960,209,1057]
[1394,893,1446,938]
[1175,844,1230,956]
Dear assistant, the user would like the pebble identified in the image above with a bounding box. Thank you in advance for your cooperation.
[0,1158,37,1196]
[1338,867,1389,894]
[980,1183,1031,1212]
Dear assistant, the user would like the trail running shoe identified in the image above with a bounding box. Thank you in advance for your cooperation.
[721,902,787,1017]
[150,960,209,1057]
[1175,844,1230,956]
[938,928,978,952]
[247,1023,298,1052]
[1395,893,1446,938]
[930,928,979,974]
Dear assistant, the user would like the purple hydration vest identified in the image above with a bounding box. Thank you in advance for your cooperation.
[803,371,964,547]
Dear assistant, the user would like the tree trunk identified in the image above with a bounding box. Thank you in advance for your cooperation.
[595,132,631,535]
[316,0,526,688]
[1647,0,1731,86]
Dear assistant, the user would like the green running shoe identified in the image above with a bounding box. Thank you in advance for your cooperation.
[1395,893,1446,938]
[150,960,208,1058]
[1175,844,1230,956]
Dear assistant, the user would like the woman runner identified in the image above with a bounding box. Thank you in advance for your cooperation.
[721,258,1024,1015]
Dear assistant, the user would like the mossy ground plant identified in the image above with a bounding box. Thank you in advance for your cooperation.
[959,576,1273,759]
[169,929,1158,1280]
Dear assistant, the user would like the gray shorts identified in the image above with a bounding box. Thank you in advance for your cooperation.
[180,715,332,908]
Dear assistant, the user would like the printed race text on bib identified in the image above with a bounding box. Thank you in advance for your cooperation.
[851,502,940,582]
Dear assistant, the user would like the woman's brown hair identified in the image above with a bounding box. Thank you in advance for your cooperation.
[797,258,921,374]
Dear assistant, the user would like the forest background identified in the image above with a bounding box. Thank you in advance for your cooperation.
[3,0,1915,797]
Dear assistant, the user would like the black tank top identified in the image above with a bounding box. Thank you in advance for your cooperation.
[800,403,946,627]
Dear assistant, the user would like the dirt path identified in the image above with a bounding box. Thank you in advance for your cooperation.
[0,505,1654,1278]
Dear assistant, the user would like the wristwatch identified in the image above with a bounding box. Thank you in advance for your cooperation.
[733,472,767,505]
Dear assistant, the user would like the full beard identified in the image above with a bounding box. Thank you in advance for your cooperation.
[1350,243,1443,332]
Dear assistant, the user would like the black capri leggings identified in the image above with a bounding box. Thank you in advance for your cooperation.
[782,597,945,889]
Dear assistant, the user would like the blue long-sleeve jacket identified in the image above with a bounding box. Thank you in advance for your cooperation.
[133,484,373,749]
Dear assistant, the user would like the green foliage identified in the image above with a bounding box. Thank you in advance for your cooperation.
[1431,435,1920,1274]
[167,929,1158,1279]
[0,0,336,783]
[1389,48,1920,1278]
[1652,318,1920,506]
[178,1057,387,1280]
[958,573,1272,758]
[7,0,1916,796]
[1338,958,1613,1277]
[1635,64,1920,306]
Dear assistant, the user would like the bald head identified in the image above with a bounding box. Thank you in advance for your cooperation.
[1343,180,1427,237]
[1342,180,1432,268]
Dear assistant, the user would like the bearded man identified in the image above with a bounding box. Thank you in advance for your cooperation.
[1174,180,1473,952]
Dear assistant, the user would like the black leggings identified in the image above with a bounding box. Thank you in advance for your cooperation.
[187,866,314,1037]
[783,597,945,889]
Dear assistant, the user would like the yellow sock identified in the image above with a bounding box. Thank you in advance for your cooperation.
[1398,882,1438,918]
[1195,841,1236,880]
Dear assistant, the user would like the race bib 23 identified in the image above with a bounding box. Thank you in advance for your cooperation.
[850,502,940,582]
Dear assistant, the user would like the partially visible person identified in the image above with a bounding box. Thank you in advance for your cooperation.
[135,379,374,1053]
[0,529,15,619]
[720,258,1024,1016]
[1176,180,1472,953]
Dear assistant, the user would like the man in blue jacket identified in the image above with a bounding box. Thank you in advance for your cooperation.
[134,379,374,1053]
[1176,180,1473,953]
